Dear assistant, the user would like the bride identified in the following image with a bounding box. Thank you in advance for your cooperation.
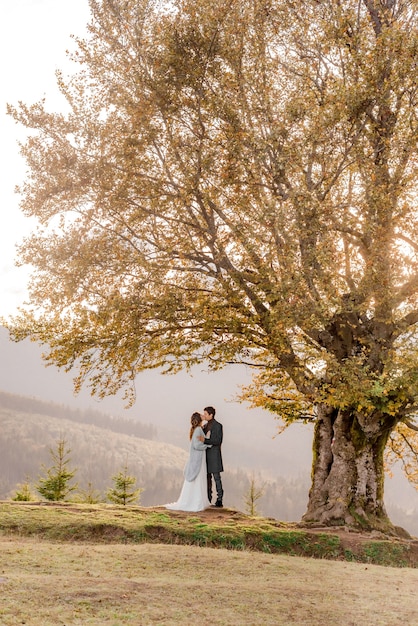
[165,412,211,512]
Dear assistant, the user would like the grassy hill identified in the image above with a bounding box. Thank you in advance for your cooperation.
[1,501,417,566]
[0,502,417,625]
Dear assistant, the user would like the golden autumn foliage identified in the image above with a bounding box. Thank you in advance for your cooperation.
[6,0,418,528]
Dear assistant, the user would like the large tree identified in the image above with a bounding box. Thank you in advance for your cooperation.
[6,0,418,530]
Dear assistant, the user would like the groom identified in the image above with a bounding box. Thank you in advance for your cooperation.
[201,406,224,508]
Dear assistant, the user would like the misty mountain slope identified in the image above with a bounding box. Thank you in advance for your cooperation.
[0,407,187,469]
[0,390,157,440]
[0,406,188,503]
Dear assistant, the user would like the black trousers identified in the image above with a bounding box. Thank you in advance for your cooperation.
[207,472,223,503]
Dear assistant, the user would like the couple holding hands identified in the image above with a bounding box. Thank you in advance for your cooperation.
[166,406,224,512]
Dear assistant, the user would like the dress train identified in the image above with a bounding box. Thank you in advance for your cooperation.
[165,450,210,512]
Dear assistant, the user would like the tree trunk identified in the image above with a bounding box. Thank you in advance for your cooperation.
[302,404,395,531]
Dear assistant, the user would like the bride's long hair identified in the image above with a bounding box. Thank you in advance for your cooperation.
[189,412,202,440]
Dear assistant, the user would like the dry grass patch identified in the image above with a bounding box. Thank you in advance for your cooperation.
[1,538,418,625]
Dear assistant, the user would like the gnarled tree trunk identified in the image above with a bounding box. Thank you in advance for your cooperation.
[303,404,397,531]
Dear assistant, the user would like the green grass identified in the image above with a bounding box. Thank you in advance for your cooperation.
[362,541,410,567]
[0,501,416,568]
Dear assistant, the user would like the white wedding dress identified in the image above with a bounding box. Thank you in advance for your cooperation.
[166,427,211,512]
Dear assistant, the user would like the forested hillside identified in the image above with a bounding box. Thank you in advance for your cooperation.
[0,391,157,440]
[0,400,186,505]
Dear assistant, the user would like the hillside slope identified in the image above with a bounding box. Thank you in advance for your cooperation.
[0,406,188,505]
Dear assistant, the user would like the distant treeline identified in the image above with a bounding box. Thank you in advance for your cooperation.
[0,391,157,440]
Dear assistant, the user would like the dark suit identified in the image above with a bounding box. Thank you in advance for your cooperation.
[204,418,223,503]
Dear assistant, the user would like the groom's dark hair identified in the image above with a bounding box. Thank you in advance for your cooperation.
[204,406,216,417]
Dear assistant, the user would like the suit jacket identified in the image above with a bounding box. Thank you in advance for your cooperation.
[204,418,223,473]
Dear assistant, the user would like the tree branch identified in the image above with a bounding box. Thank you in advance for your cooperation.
[404,418,418,432]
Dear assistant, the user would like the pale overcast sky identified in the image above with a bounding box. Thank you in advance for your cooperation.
[0,0,91,318]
